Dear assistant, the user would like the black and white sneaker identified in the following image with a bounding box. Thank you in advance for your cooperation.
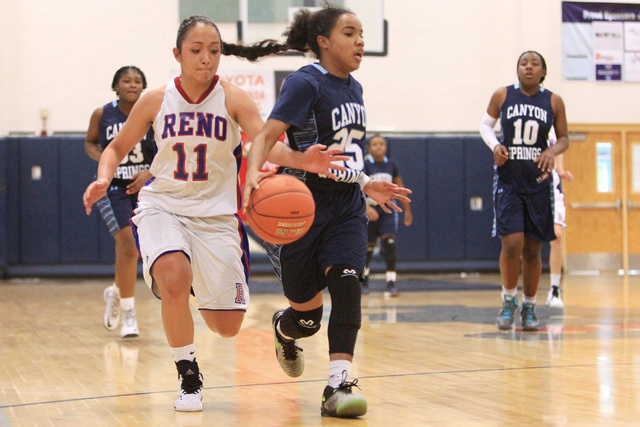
[272,310,304,377]
[546,286,565,308]
[321,372,367,418]
[174,359,203,412]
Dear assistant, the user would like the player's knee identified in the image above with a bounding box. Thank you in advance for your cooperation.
[553,230,562,244]
[501,239,523,259]
[279,306,323,339]
[326,264,362,328]
[326,264,362,355]
[210,322,241,338]
[202,309,244,338]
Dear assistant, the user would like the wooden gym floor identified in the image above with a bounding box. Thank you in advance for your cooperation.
[1,272,640,426]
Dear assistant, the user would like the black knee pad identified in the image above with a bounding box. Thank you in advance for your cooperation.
[278,306,323,339]
[326,264,362,355]
[383,237,397,271]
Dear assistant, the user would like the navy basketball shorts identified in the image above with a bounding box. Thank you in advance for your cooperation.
[367,205,398,243]
[265,184,368,304]
[493,183,556,242]
[95,184,138,237]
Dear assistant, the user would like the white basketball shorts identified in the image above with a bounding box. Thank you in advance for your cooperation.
[552,170,567,228]
[131,204,250,311]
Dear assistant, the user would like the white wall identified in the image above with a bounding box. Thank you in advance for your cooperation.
[1,0,638,136]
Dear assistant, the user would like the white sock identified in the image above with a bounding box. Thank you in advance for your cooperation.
[328,360,352,388]
[550,274,561,288]
[171,344,196,363]
[386,271,397,282]
[523,295,537,305]
[501,286,517,300]
[120,297,135,311]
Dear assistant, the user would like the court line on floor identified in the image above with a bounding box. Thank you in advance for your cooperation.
[2,361,638,410]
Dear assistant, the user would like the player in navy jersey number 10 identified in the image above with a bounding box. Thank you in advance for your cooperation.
[479,51,569,332]
[243,4,411,418]
[85,66,155,339]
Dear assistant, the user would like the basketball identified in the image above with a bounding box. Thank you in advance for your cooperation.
[246,175,315,244]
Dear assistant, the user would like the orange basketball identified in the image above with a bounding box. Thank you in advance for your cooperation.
[246,175,315,244]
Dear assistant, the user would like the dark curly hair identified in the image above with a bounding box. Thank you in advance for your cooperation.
[283,3,352,59]
[111,66,147,92]
[176,3,353,63]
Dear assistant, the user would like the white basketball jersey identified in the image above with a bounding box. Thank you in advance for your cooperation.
[140,76,242,217]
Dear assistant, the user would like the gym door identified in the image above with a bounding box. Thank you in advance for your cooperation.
[563,125,640,272]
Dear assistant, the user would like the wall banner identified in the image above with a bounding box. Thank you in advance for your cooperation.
[562,1,640,82]
[218,70,276,120]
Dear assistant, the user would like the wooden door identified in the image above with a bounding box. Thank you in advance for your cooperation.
[563,127,623,271]
[626,132,640,270]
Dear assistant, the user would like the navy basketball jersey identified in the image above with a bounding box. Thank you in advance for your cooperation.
[498,84,554,193]
[99,100,155,186]
[364,155,399,183]
[364,155,399,207]
[269,63,367,189]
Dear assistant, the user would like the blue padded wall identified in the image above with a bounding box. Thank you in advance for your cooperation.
[0,140,8,276]
[464,136,502,259]
[19,138,61,263]
[427,137,466,260]
[59,137,103,262]
[387,137,428,260]
[1,134,505,276]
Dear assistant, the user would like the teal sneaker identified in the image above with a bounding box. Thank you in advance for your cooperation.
[521,302,540,331]
[495,294,518,330]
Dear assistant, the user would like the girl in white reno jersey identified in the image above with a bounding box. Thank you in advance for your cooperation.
[83,15,348,412]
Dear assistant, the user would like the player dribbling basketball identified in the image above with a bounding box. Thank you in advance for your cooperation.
[243,4,411,418]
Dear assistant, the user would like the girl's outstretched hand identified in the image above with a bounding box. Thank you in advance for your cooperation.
[299,144,350,179]
[363,180,412,214]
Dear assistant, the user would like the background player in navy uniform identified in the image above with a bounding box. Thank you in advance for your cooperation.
[362,134,413,296]
[479,51,569,331]
[243,4,411,418]
[85,66,155,338]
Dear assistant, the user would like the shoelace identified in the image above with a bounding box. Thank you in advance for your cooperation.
[281,339,302,361]
[522,306,537,322]
[552,287,560,298]
[180,373,202,394]
[177,360,202,394]
[108,292,119,318]
[335,371,361,394]
[501,301,515,317]
[122,310,135,327]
